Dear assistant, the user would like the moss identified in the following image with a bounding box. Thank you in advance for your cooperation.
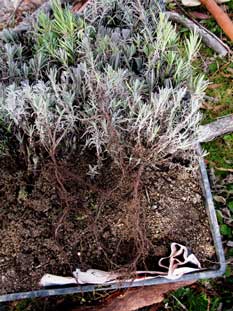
[203,134,233,172]
[200,54,233,169]
[190,42,233,124]
[198,52,233,170]
[202,58,233,124]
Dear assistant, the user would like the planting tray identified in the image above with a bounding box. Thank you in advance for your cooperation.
[0,145,226,302]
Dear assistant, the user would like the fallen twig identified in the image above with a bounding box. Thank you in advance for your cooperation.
[171,294,188,311]
[165,11,230,56]
[214,167,233,173]
[198,114,233,142]
[181,0,233,40]
[206,161,233,173]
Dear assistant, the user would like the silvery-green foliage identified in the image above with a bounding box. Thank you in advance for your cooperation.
[0,27,50,84]
[0,70,77,155]
[80,65,205,166]
[0,0,207,168]
[0,43,48,83]
[77,0,207,166]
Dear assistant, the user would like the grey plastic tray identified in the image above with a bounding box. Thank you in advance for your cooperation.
[0,145,226,302]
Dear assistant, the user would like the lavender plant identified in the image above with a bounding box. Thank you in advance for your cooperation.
[0,0,207,171]
[0,0,209,271]
[77,0,207,168]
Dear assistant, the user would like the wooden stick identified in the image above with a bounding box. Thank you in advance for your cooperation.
[198,114,233,142]
[211,166,233,173]
[165,12,230,56]
[200,0,233,41]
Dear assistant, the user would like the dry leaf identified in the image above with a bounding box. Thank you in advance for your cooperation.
[226,67,233,74]
[213,195,227,204]
[207,83,223,89]
[201,102,227,113]
[220,73,232,78]
[190,12,210,19]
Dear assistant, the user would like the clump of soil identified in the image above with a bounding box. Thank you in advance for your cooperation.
[0,152,215,295]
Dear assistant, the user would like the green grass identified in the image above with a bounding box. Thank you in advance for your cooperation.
[203,134,233,171]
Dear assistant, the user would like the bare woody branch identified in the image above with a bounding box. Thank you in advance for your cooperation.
[198,114,233,142]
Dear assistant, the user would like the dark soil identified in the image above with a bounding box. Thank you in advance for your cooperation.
[0,152,215,295]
